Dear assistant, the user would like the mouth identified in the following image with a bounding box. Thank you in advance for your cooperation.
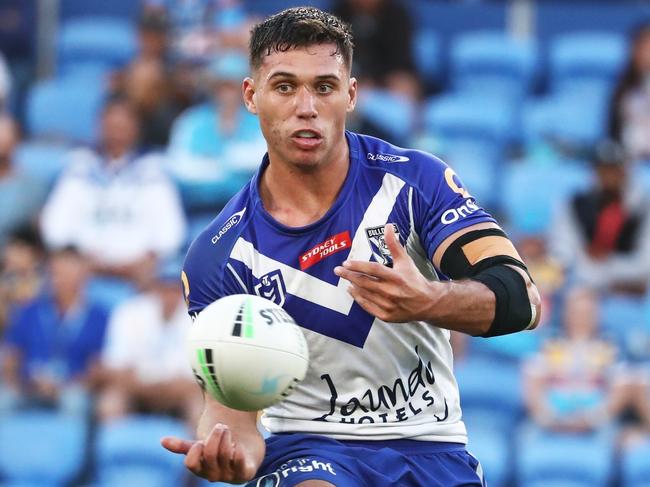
[291,129,323,150]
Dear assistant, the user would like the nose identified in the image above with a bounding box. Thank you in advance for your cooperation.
[295,87,317,119]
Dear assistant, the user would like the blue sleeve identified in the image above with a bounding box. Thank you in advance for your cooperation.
[413,156,496,260]
[182,230,245,317]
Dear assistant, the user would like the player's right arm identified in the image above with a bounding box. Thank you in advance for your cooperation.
[161,395,264,483]
[162,199,263,482]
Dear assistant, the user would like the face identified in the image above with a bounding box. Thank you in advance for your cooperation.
[101,103,140,157]
[563,288,599,340]
[633,29,650,74]
[596,164,626,195]
[0,116,18,162]
[49,252,88,297]
[243,44,357,171]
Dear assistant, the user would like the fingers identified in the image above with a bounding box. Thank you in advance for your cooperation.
[335,260,391,280]
[184,441,206,477]
[161,436,194,455]
[383,223,406,263]
[347,285,390,320]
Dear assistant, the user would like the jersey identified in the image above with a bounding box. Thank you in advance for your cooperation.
[182,131,495,443]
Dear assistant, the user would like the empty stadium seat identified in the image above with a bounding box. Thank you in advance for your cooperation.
[95,415,189,487]
[523,87,609,148]
[622,438,650,487]
[501,159,591,235]
[465,420,510,487]
[413,28,442,87]
[517,425,614,487]
[455,356,523,433]
[451,30,538,100]
[26,76,106,144]
[15,140,71,185]
[0,411,88,486]
[356,89,416,144]
[549,32,627,94]
[424,93,516,152]
[57,17,136,73]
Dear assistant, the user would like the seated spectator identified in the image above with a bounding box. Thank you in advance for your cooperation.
[97,260,201,426]
[0,226,44,333]
[550,141,650,294]
[0,113,47,247]
[523,287,626,433]
[40,96,186,288]
[609,23,650,161]
[0,246,108,415]
[119,57,183,148]
[168,51,265,177]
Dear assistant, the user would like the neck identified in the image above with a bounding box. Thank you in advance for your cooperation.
[260,138,350,227]
[54,290,80,315]
[0,159,11,178]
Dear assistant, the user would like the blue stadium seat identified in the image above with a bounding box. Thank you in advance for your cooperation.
[523,87,609,148]
[95,415,189,487]
[57,17,136,73]
[14,140,71,186]
[413,28,442,87]
[465,420,510,487]
[549,32,627,94]
[455,356,523,433]
[622,438,650,487]
[517,425,614,487]
[26,76,106,144]
[357,89,416,144]
[450,30,537,100]
[59,0,139,21]
[424,93,516,153]
[501,159,591,235]
[0,411,88,486]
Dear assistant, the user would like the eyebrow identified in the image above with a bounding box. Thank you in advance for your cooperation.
[267,72,341,82]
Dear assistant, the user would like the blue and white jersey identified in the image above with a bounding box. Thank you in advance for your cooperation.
[183,132,495,443]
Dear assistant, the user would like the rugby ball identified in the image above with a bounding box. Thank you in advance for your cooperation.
[187,294,309,411]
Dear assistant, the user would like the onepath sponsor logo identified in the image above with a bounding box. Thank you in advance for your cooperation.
[367,152,410,163]
[440,198,479,225]
[211,208,246,244]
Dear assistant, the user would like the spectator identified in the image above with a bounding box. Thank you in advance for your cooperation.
[168,51,265,178]
[550,140,650,294]
[609,23,650,161]
[97,259,201,425]
[118,57,183,148]
[40,96,186,287]
[0,52,10,110]
[0,226,44,334]
[333,0,420,100]
[523,287,626,433]
[0,246,108,415]
[0,113,47,248]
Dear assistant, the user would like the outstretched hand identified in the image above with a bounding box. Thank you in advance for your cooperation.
[161,423,262,484]
[334,224,440,323]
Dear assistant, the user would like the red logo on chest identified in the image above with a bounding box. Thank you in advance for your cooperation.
[300,231,351,270]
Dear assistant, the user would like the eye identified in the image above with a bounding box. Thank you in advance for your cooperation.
[317,84,334,94]
[276,83,293,94]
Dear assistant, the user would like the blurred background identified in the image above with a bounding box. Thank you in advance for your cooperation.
[1,0,650,486]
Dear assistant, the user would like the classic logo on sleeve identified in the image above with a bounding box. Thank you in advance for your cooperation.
[211,207,246,244]
[365,224,400,266]
[299,231,351,270]
[367,152,410,163]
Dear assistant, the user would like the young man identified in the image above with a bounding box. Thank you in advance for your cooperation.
[162,7,541,486]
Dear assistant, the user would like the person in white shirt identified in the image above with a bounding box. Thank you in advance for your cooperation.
[40,96,186,287]
[97,259,201,424]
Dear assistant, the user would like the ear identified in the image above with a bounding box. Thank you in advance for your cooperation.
[242,77,257,115]
[346,77,358,113]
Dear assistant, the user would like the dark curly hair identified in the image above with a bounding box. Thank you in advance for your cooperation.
[249,6,354,72]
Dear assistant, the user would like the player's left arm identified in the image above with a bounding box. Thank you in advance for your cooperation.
[334,222,541,336]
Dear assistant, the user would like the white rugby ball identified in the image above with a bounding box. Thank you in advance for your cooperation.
[187,294,309,411]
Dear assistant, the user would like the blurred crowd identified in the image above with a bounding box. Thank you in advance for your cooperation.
[1,0,650,486]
